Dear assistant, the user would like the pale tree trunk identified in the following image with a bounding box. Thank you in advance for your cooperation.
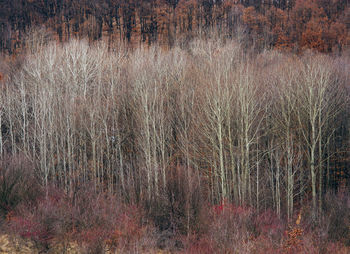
[318,112,323,210]
[275,149,281,218]
[228,120,238,203]
[295,55,340,219]
[6,91,16,155]
[286,132,294,221]
[235,66,264,206]
[0,92,3,158]
[256,137,259,212]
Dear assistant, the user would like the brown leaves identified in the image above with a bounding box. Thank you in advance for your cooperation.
[1,0,349,53]
[284,227,304,253]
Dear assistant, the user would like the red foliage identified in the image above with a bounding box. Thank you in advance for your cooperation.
[185,235,215,254]
[5,184,154,252]
[211,202,253,218]
[255,210,284,238]
[9,215,53,246]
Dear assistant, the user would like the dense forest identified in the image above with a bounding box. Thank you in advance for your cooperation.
[0,0,349,53]
[0,1,349,253]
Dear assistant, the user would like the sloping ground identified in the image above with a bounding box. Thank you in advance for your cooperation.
[0,235,167,253]
[0,235,81,254]
[0,235,35,253]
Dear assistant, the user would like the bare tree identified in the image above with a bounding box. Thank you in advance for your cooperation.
[295,54,343,218]
[1,32,349,223]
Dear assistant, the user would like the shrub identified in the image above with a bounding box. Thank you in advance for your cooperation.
[6,182,157,253]
[322,191,350,245]
[144,164,206,250]
[254,209,285,243]
[0,154,41,216]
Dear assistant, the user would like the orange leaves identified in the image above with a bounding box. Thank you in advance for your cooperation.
[265,7,293,50]
[283,211,304,252]
[1,0,348,53]
[284,227,304,253]
[329,21,349,51]
[222,0,241,8]
[301,18,328,52]
[296,212,302,226]
[243,6,267,34]
[299,14,348,52]
[289,0,342,52]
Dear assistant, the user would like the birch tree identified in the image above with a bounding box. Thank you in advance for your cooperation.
[296,55,343,218]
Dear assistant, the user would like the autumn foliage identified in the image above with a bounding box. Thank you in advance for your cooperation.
[0,0,349,54]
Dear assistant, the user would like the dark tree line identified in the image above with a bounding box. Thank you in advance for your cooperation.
[1,0,349,54]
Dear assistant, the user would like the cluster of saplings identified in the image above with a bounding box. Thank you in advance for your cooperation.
[0,32,349,252]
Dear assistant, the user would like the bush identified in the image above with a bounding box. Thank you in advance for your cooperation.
[144,164,207,250]
[322,191,350,246]
[0,154,41,216]
[6,182,157,253]
[184,204,286,253]
[207,204,256,252]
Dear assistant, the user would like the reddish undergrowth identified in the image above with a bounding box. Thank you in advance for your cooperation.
[1,156,349,253]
